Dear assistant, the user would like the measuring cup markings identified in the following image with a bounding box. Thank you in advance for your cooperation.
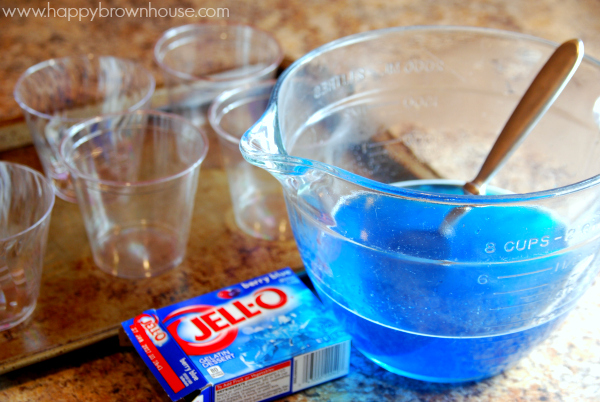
[384,58,445,75]
[487,253,594,284]
[313,68,367,99]
[482,251,597,322]
[496,266,554,279]
[402,95,439,109]
[489,287,554,308]
[313,56,448,100]
[484,223,600,256]
[492,283,550,295]
[491,236,552,254]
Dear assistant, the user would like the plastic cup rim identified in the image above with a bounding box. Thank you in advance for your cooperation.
[154,22,284,83]
[60,110,209,188]
[209,79,276,146]
[0,161,55,242]
[13,54,156,123]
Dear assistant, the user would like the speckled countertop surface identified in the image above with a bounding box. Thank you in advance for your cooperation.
[1,0,600,401]
[0,285,599,402]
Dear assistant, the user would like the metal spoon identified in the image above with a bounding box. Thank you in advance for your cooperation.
[463,38,584,196]
[440,38,584,234]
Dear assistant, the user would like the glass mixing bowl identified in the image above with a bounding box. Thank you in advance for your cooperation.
[240,26,600,382]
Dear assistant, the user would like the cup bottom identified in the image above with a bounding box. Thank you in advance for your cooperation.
[234,193,293,241]
[0,301,37,332]
[48,171,77,203]
[93,224,184,278]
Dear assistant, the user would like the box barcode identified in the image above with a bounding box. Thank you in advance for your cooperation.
[292,341,351,392]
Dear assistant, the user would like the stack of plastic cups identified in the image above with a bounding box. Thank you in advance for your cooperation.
[14,55,155,202]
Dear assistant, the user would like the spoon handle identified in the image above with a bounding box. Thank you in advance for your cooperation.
[464,38,584,195]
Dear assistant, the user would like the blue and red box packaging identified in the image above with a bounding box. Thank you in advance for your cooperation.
[121,268,351,402]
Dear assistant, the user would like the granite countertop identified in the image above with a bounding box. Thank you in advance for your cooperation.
[1,0,600,401]
[2,0,600,125]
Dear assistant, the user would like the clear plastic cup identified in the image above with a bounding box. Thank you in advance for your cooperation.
[209,80,292,241]
[154,22,283,149]
[0,162,55,331]
[14,55,156,202]
[60,111,208,279]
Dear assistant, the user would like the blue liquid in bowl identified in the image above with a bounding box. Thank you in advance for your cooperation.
[288,180,596,382]
[315,282,565,382]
